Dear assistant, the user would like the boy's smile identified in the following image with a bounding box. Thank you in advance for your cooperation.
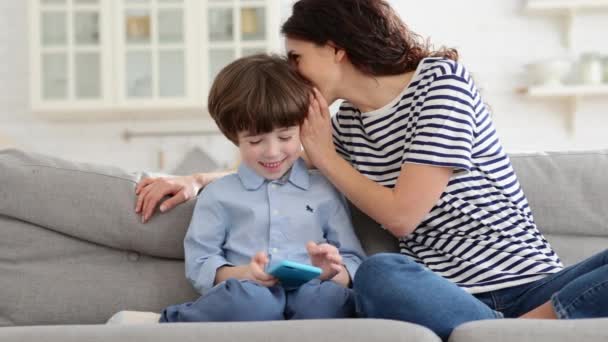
[238,126,301,180]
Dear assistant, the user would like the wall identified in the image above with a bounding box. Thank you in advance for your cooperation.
[1,0,607,173]
[388,0,608,151]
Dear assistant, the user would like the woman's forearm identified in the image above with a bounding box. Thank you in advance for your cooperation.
[315,153,416,237]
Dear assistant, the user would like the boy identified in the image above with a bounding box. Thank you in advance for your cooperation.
[158,54,365,322]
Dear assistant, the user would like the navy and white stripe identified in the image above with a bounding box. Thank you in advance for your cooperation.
[332,57,563,293]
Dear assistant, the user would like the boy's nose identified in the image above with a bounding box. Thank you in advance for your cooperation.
[264,141,281,157]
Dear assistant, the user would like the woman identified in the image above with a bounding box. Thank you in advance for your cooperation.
[136,0,608,340]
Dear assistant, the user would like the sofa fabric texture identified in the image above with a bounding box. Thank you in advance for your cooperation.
[1,148,607,341]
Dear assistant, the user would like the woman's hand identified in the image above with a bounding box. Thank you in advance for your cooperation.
[135,174,203,223]
[300,88,339,170]
[306,241,344,281]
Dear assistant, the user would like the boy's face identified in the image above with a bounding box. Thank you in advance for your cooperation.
[237,126,301,180]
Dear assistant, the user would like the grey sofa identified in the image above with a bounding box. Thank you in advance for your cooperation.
[1,148,607,342]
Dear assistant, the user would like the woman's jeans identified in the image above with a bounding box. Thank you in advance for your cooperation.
[353,249,608,341]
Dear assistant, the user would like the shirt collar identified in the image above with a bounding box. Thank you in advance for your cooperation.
[237,158,310,191]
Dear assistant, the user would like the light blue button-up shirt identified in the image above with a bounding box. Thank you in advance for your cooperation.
[184,158,366,294]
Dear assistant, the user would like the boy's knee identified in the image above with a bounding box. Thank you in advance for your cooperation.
[220,279,284,320]
[288,281,355,319]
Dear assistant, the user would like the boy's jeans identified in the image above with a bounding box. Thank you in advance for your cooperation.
[160,278,355,322]
[354,249,608,341]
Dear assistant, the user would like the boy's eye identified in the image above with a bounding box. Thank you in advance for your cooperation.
[279,136,293,141]
[248,140,262,145]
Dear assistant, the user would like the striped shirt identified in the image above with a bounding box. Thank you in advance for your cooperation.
[331,57,563,293]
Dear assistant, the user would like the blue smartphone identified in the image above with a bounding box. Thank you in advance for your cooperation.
[267,260,322,287]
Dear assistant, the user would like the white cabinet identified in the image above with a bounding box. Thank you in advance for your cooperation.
[115,0,198,110]
[28,0,280,116]
[29,0,113,112]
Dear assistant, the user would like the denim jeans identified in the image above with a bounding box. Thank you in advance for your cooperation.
[353,249,608,341]
[160,278,355,322]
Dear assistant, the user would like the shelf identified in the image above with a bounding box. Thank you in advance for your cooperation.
[522,1,608,135]
[522,83,608,134]
[526,84,608,97]
[524,0,608,48]
[525,0,608,14]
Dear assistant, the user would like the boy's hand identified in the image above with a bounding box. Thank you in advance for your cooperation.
[306,241,343,281]
[247,252,278,287]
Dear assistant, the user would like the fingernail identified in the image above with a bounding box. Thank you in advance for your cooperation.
[160,205,166,212]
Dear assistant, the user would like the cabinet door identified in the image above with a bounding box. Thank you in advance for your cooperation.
[29,0,113,112]
[28,0,281,114]
[203,0,280,99]
[116,0,199,109]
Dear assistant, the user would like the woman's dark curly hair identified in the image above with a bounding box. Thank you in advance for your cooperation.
[282,0,458,76]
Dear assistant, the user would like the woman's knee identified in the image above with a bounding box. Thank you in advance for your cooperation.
[354,253,420,293]
[598,248,608,261]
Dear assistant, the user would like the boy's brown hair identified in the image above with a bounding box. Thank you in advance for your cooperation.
[208,54,312,145]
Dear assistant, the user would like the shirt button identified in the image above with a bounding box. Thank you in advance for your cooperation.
[270,248,279,253]
[271,184,278,189]
[273,209,279,216]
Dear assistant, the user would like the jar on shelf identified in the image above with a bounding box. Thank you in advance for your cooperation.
[579,53,603,85]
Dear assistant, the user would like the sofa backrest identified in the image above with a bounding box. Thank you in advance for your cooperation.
[510,151,608,265]
[350,150,608,266]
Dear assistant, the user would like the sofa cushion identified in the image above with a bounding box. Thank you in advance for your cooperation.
[0,214,197,326]
[0,149,194,259]
[510,150,608,237]
[449,318,608,342]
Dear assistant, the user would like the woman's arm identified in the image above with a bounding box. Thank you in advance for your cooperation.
[302,89,452,238]
[317,154,451,237]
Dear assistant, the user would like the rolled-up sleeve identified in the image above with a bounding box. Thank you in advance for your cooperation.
[184,188,232,294]
[324,191,366,279]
